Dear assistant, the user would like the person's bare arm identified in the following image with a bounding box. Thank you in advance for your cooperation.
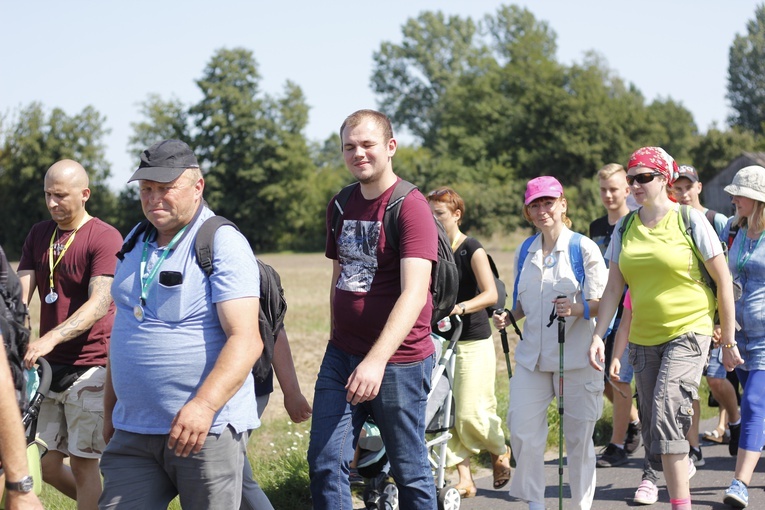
[608,306,632,380]
[705,253,742,371]
[272,328,312,423]
[24,275,113,368]
[453,248,497,315]
[345,257,431,405]
[589,262,625,370]
[0,336,43,509]
[15,271,36,307]
[329,260,340,338]
[167,296,262,457]
[102,360,116,445]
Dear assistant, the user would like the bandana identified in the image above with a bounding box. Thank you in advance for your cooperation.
[627,147,679,186]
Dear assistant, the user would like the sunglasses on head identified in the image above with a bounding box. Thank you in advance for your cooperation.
[626,171,663,186]
[427,189,452,198]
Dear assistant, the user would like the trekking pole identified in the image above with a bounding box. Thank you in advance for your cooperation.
[556,296,566,510]
[494,308,519,379]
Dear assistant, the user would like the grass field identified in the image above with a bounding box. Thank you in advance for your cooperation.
[26,239,716,509]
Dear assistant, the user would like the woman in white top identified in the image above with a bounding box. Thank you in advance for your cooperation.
[494,176,607,510]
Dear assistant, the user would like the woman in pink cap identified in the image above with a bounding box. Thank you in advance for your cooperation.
[494,176,608,510]
[589,147,737,510]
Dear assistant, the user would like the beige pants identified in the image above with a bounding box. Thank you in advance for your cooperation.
[445,338,507,466]
[38,366,106,458]
[507,364,603,509]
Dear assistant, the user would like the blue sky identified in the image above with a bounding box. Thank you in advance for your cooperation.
[1,1,761,190]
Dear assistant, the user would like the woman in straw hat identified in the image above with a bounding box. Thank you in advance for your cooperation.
[719,165,765,509]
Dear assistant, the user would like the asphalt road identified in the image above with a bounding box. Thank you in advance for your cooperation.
[457,418,761,510]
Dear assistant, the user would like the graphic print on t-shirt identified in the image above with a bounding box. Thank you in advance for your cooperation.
[337,219,380,293]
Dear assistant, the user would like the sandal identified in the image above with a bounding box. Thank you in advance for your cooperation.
[491,446,512,490]
[454,484,477,498]
[703,428,729,444]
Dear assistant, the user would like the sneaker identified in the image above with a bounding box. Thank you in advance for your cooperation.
[729,422,741,457]
[723,478,749,508]
[689,446,705,467]
[634,479,659,505]
[624,421,642,454]
[597,443,628,468]
[688,457,696,479]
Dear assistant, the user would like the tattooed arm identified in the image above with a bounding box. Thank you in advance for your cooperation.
[23,275,114,368]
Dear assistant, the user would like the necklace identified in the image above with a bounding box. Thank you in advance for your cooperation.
[46,216,91,304]
[451,233,463,251]
[736,227,764,273]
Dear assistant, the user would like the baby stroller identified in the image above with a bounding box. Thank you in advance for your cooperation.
[0,358,51,508]
[359,318,463,510]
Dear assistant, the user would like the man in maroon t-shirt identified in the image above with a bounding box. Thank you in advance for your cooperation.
[18,159,122,510]
[307,110,438,510]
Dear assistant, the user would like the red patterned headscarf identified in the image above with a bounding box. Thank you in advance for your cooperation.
[627,147,679,186]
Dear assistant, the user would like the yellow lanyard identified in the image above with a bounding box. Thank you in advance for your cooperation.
[47,217,89,297]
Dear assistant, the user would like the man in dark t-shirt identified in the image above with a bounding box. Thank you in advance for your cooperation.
[307,110,438,510]
[17,159,122,510]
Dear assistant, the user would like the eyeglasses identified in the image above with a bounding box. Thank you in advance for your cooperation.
[626,172,663,186]
[427,189,452,198]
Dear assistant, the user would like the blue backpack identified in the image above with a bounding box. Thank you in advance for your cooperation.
[512,232,590,320]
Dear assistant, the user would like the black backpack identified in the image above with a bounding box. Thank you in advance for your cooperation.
[0,245,31,409]
[331,180,459,327]
[117,217,287,384]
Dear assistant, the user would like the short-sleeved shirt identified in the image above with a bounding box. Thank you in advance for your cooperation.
[606,206,721,346]
[18,218,122,366]
[325,179,437,363]
[109,206,260,435]
[514,228,608,372]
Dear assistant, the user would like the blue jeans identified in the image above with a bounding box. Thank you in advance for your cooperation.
[307,343,436,510]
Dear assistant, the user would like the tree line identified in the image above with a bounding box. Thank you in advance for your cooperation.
[2,4,765,259]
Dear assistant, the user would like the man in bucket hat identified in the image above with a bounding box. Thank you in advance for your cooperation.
[99,140,263,509]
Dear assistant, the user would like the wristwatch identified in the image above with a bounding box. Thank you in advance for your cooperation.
[458,303,466,315]
[5,475,34,493]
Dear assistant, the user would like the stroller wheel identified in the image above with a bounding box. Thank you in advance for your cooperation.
[380,481,399,510]
[437,485,461,510]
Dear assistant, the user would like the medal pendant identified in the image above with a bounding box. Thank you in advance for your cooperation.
[45,290,59,304]
[133,304,145,322]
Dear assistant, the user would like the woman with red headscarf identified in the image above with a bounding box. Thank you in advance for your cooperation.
[588,147,738,510]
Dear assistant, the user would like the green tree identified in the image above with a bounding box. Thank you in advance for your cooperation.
[128,94,191,156]
[190,48,316,252]
[688,126,761,179]
[727,4,765,134]
[0,103,114,258]
[371,11,481,146]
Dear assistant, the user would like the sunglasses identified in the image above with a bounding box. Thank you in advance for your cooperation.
[626,172,663,186]
[427,189,452,198]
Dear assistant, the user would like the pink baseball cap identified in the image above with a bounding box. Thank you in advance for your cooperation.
[525,176,563,205]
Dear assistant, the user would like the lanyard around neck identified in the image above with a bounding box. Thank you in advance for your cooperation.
[48,216,89,291]
[736,227,765,273]
[138,226,188,306]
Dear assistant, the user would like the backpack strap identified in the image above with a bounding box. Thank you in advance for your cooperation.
[330,182,360,239]
[116,220,151,260]
[512,234,538,309]
[195,216,239,277]
[568,232,590,320]
[705,209,718,226]
[727,223,740,251]
[383,180,418,252]
[618,209,638,244]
